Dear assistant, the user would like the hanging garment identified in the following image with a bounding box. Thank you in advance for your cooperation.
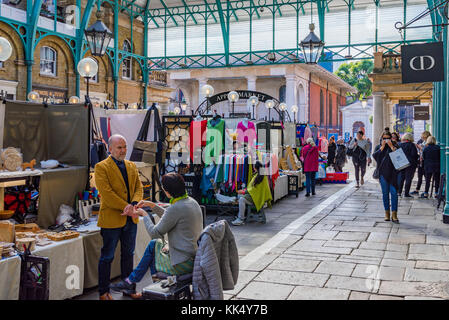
[247,175,273,212]
[205,118,225,165]
[319,137,329,153]
[236,121,257,148]
[283,122,296,147]
[304,125,313,143]
[200,165,216,196]
[189,120,207,163]
[311,126,319,145]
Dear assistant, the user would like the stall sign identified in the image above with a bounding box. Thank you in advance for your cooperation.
[401,42,444,84]
[414,106,430,120]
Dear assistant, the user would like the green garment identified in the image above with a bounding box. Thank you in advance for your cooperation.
[247,175,272,212]
[205,119,225,165]
[169,192,188,205]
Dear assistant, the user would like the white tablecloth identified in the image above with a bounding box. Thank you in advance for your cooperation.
[273,174,288,202]
[0,255,21,300]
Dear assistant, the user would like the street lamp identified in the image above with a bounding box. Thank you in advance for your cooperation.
[265,99,274,121]
[279,102,287,121]
[0,37,12,62]
[361,98,367,109]
[174,106,181,115]
[27,91,40,102]
[129,102,138,109]
[299,23,325,64]
[77,57,98,99]
[291,105,298,123]
[84,10,113,57]
[200,84,214,114]
[69,96,80,104]
[180,99,187,114]
[248,95,259,119]
[228,90,239,117]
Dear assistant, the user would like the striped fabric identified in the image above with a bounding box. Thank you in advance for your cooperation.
[154,239,194,275]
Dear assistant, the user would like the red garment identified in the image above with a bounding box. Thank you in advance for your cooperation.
[301,144,319,172]
[189,120,207,162]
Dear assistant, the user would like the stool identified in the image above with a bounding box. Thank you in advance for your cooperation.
[245,205,266,224]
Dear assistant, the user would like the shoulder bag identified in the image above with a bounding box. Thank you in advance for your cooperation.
[90,107,108,168]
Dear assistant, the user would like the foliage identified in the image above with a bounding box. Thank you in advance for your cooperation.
[369,115,373,124]
[335,60,374,101]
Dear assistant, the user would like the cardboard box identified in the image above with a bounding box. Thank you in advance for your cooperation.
[0,221,15,243]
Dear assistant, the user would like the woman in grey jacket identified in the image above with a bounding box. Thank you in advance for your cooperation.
[110,173,203,297]
[348,130,372,187]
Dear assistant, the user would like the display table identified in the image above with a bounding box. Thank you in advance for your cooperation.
[0,255,21,300]
[273,175,288,202]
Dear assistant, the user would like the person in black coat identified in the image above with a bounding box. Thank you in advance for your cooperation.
[421,136,440,198]
[398,132,419,198]
[334,139,347,172]
[327,136,337,167]
[373,130,400,223]
[411,131,432,195]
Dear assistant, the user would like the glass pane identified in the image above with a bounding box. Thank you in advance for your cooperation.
[166,26,185,56]
[148,28,164,57]
[229,16,250,53]
[186,23,205,55]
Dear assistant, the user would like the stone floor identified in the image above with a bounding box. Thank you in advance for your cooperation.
[229,172,449,300]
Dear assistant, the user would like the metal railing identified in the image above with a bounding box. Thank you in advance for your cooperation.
[149,70,168,86]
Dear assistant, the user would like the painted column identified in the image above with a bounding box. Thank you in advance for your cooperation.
[198,77,208,111]
[444,23,449,221]
[285,74,297,122]
[372,92,385,144]
[383,100,392,131]
[247,75,257,117]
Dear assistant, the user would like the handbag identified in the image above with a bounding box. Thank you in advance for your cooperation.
[346,138,356,157]
[389,147,410,171]
[130,103,167,165]
[90,107,108,168]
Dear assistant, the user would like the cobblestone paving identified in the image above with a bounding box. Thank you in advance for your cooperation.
[228,176,449,300]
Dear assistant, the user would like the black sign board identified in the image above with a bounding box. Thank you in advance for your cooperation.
[208,90,275,105]
[401,42,444,84]
[414,105,430,120]
[399,99,420,106]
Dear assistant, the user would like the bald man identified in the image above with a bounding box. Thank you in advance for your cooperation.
[94,134,143,300]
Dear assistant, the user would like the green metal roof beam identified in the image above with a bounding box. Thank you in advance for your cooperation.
[159,0,178,26]
[250,0,261,18]
[227,0,239,21]
[273,0,283,16]
[298,1,305,15]
[203,0,218,23]
[181,0,198,24]
[215,0,229,64]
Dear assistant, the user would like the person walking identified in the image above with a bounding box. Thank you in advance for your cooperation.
[411,131,432,196]
[421,136,440,198]
[348,130,372,188]
[300,138,319,197]
[334,139,347,172]
[398,132,419,198]
[373,131,400,223]
[327,136,337,169]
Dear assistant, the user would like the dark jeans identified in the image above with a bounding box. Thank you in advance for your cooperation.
[305,171,316,194]
[98,216,137,295]
[128,239,157,283]
[379,175,398,212]
[416,165,425,191]
[398,166,416,196]
[352,158,367,183]
[425,171,440,194]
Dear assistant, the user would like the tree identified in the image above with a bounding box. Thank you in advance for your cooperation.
[335,60,374,102]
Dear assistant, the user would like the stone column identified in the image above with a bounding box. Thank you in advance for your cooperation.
[383,100,392,131]
[285,75,297,122]
[198,78,208,111]
[246,75,257,91]
[372,92,385,144]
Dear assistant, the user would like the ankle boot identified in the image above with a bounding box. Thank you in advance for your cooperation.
[392,211,399,223]
[384,210,390,221]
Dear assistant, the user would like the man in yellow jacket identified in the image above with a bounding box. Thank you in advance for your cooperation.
[94,134,143,300]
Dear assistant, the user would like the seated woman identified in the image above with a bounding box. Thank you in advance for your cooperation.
[231,161,272,226]
[110,173,203,296]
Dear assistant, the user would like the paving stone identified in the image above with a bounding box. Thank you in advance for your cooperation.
[352,249,385,258]
[369,294,404,300]
[342,221,376,227]
[282,253,338,262]
[426,235,449,245]
[404,268,449,282]
[325,215,356,221]
[359,242,387,250]
[383,251,407,260]
[276,235,303,248]
[256,270,330,287]
[325,275,378,293]
[288,286,350,300]
[334,232,369,241]
[291,239,326,248]
[333,226,387,233]
[388,233,426,244]
[310,224,336,231]
[267,257,320,272]
[381,258,416,268]
[303,230,339,240]
[237,281,295,300]
[289,245,352,255]
[407,253,449,262]
[409,244,445,255]
[378,281,449,299]
[314,261,356,276]
[226,271,259,296]
[338,256,382,265]
[291,224,315,236]
[415,260,449,270]
[348,291,371,300]
[351,265,405,281]
[404,296,445,300]
[366,232,390,243]
[323,240,361,249]
[386,243,409,252]
[241,253,280,272]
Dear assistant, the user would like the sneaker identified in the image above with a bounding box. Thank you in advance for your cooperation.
[404,194,413,198]
[361,177,364,185]
[312,192,316,196]
[110,279,136,295]
[420,192,428,198]
[410,191,419,195]
[305,193,310,197]
[231,217,245,226]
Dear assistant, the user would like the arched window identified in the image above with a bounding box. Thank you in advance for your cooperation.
[319,89,324,125]
[40,46,57,76]
[328,93,333,126]
[279,85,286,103]
[122,40,132,80]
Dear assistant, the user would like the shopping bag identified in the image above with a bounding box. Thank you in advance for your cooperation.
[389,148,410,171]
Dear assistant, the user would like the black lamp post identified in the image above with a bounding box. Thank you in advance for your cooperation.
[299,23,325,64]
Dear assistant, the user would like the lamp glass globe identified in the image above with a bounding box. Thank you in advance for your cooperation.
[279,103,287,111]
[69,96,80,104]
[0,37,12,62]
[249,95,259,106]
[227,91,239,103]
[77,57,98,78]
[27,91,40,102]
[265,99,274,109]
[200,84,214,97]
[174,106,181,114]
[291,105,298,113]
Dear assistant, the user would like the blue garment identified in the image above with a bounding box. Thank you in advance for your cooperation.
[200,165,216,196]
[305,171,316,194]
[379,175,398,212]
[98,216,137,295]
[422,144,440,174]
[128,239,157,283]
